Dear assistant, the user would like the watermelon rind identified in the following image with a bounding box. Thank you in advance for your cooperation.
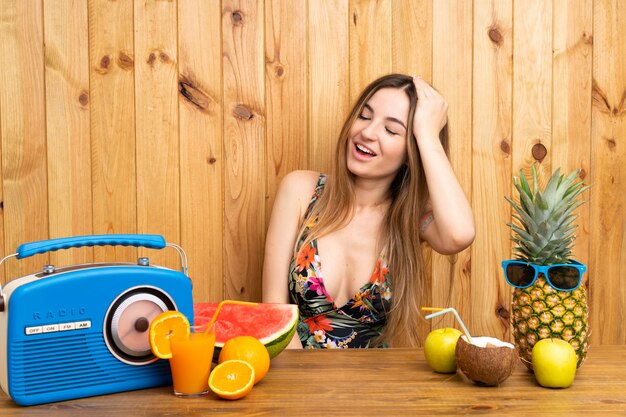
[194,303,299,361]
[261,314,298,358]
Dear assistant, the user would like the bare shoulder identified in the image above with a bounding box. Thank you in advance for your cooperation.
[279,170,321,198]
[280,170,321,189]
[276,170,322,217]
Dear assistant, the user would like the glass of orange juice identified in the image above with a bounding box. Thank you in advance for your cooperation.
[169,325,215,397]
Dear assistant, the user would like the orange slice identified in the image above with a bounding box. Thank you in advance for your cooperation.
[149,311,190,359]
[218,336,270,384]
[209,359,255,400]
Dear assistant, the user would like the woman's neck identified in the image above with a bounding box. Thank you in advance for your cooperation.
[352,177,393,211]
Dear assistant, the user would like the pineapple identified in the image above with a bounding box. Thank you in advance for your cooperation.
[505,165,589,369]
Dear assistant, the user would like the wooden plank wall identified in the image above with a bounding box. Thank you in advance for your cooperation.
[0,0,624,346]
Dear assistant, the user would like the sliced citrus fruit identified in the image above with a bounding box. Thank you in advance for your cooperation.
[218,336,270,384]
[149,310,190,359]
[209,359,255,400]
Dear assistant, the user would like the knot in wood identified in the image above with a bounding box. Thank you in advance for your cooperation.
[231,10,243,25]
[147,52,156,67]
[233,104,254,120]
[118,52,134,70]
[469,405,496,411]
[100,55,111,69]
[78,92,89,106]
[179,79,211,112]
[531,143,547,162]
[488,27,503,45]
[606,137,616,150]
[500,139,510,155]
[496,305,510,320]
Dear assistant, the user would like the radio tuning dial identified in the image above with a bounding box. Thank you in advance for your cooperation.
[104,287,175,365]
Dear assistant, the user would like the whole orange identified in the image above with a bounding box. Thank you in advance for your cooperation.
[218,336,270,384]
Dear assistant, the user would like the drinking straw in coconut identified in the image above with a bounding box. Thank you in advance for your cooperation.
[205,300,258,333]
[421,307,474,344]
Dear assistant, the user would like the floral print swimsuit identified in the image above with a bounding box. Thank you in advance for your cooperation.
[288,174,392,348]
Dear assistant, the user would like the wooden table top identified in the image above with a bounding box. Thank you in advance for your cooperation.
[2,346,626,416]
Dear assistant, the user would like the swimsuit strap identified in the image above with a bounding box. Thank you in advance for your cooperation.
[303,174,327,219]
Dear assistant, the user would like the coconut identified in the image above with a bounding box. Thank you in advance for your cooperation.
[455,336,518,386]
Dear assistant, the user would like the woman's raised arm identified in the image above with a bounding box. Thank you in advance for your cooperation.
[413,76,475,254]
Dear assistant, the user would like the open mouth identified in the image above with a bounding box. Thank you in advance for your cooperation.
[355,143,377,157]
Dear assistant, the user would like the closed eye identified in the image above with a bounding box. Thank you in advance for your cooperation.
[385,127,399,136]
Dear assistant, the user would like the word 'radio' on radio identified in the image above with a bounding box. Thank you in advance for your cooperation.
[32,307,87,320]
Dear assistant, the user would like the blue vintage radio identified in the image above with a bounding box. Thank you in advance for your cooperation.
[0,234,194,406]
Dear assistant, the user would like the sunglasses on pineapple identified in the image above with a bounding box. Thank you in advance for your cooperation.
[501,259,587,292]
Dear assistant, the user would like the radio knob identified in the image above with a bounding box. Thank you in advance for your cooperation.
[134,317,150,332]
[42,265,56,274]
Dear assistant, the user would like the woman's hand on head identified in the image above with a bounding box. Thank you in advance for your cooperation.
[412,76,448,143]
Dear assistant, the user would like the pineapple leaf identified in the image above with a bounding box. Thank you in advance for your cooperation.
[505,165,588,264]
[563,184,589,203]
[508,224,536,242]
[531,164,540,195]
[543,168,563,207]
[517,169,533,199]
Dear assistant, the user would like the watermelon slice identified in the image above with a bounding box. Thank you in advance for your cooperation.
[194,302,299,360]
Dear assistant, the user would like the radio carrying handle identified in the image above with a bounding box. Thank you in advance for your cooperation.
[0,234,189,312]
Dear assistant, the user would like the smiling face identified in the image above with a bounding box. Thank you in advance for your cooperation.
[346,87,410,182]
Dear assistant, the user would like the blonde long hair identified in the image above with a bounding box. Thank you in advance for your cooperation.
[296,74,449,347]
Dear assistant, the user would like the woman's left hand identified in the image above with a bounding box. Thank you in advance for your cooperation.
[412,76,448,142]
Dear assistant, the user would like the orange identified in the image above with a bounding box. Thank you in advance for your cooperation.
[218,336,270,384]
[148,311,190,359]
[208,360,255,400]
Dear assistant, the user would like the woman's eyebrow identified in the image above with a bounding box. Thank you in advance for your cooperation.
[363,103,407,130]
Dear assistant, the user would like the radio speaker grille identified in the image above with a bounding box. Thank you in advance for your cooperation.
[9,332,170,396]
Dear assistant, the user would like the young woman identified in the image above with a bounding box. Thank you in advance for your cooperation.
[262,74,474,349]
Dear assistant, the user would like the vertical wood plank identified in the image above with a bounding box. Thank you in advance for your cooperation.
[88,0,137,262]
[512,0,553,180]
[391,0,432,78]
[178,0,224,302]
[590,0,626,344]
[44,0,93,266]
[0,1,49,279]
[265,0,308,223]
[349,0,392,103]
[134,0,180,269]
[0,121,3,284]
[222,0,265,301]
[308,0,349,174]
[471,0,513,340]
[431,0,473,333]
[391,0,434,342]
[0,15,4,284]
[551,0,592,265]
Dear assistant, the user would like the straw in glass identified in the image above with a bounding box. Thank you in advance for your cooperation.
[205,300,258,333]
[421,307,474,344]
